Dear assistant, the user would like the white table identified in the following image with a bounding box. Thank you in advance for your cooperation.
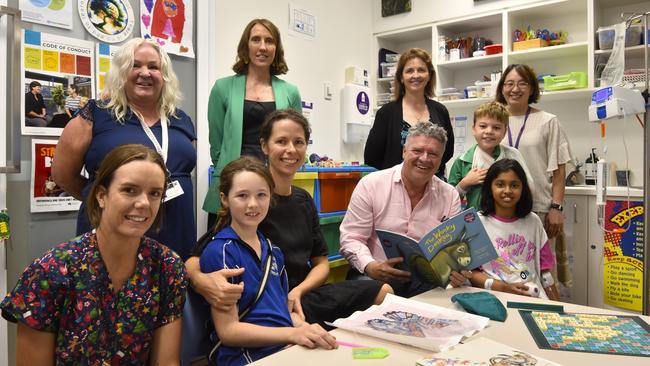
[250,287,650,365]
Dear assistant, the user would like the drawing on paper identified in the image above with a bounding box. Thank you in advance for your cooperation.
[366,311,458,337]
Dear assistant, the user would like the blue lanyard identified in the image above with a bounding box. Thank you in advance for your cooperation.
[507,106,531,149]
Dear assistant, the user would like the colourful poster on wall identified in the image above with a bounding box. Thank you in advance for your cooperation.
[78,0,135,43]
[30,139,81,212]
[95,43,118,94]
[20,0,74,29]
[603,200,644,311]
[140,0,194,58]
[22,30,95,136]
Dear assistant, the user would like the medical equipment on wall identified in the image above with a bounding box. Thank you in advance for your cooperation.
[588,86,645,121]
[587,86,645,227]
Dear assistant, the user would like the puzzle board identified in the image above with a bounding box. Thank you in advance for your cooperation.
[520,310,650,357]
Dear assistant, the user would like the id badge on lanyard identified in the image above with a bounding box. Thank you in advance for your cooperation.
[140,119,184,202]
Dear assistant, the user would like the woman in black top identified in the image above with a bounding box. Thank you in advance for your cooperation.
[364,48,454,178]
[190,109,393,328]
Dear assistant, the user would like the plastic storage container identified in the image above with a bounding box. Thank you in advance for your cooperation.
[465,86,478,98]
[597,25,643,50]
[326,257,349,284]
[318,171,361,213]
[484,44,502,55]
[297,166,376,214]
[543,72,587,91]
[292,172,318,197]
[475,81,494,98]
[438,92,464,101]
[377,92,391,107]
[440,87,459,94]
[380,62,397,78]
[385,53,400,63]
[320,214,344,256]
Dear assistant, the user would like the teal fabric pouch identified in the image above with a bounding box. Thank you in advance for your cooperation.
[451,291,507,322]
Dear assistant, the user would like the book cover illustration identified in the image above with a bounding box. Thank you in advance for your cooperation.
[329,293,489,352]
[378,208,497,287]
[416,337,561,366]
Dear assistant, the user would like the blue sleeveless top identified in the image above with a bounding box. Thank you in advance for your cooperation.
[76,100,197,260]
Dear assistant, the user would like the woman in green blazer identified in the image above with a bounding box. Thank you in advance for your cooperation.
[203,18,302,225]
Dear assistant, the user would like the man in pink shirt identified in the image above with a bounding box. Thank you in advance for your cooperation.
[340,123,469,297]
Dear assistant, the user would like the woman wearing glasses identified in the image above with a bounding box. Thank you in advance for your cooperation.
[495,64,572,252]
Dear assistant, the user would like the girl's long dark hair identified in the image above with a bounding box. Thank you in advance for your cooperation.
[480,159,533,218]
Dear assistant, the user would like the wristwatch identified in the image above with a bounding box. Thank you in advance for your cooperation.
[550,202,563,211]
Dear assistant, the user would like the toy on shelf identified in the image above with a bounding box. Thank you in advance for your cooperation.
[305,153,363,168]
[512,26,568,51]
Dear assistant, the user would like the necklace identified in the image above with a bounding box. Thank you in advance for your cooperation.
[413,105,428,124]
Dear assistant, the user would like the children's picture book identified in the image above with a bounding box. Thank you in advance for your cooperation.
[328,293,489,352]
[416,337,561,366]
[378,208,497,288]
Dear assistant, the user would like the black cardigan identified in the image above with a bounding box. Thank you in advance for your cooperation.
[364,98,454,175]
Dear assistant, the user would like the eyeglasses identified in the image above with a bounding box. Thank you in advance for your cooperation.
[503,80,530,90]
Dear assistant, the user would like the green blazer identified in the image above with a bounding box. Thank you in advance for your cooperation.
[202,74,302,213]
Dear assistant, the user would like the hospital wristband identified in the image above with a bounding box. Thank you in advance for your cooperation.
[484,278,494,290]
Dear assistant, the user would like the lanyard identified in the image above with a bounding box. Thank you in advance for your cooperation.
[139,118,168,163]
[507,106,531,149]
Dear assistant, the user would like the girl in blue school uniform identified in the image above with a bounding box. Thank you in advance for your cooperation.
[199,156,337,366]
[469,159,560,300]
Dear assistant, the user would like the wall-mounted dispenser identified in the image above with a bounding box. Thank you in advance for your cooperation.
[341,84,372,143]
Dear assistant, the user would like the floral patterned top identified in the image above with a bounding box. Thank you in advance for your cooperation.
[0,232,188,365]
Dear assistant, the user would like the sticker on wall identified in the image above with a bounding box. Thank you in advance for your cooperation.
[19,0,74,29]
[22,30,95,136]
[95,42,117,95]
[78,0,135,43]
[140,0,195,58]
[31,139,82,212]
[381,0,411,18]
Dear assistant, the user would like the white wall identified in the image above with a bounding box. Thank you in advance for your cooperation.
[371,0,544,34]
[196,0,373,233]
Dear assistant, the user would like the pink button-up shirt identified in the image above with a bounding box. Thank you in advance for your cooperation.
[340,164,461,273]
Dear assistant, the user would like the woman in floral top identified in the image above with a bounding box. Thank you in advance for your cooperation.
[1,144,188,365]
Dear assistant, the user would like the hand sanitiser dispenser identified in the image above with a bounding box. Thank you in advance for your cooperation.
[341,84,372,143]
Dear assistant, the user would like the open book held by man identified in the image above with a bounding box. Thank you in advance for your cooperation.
[378,208,497,288]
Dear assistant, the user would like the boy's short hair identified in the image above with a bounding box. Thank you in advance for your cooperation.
[473,101,510,128]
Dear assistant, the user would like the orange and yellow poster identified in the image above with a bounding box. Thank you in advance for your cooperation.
[22,30,95,136]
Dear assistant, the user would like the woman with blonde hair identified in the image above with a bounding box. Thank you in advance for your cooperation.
[53,37,197,260]
[364,48,454,178]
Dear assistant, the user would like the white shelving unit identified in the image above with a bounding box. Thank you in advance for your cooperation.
[593,0,650,87]
[371,0,649,110]
[372,26,433,111]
